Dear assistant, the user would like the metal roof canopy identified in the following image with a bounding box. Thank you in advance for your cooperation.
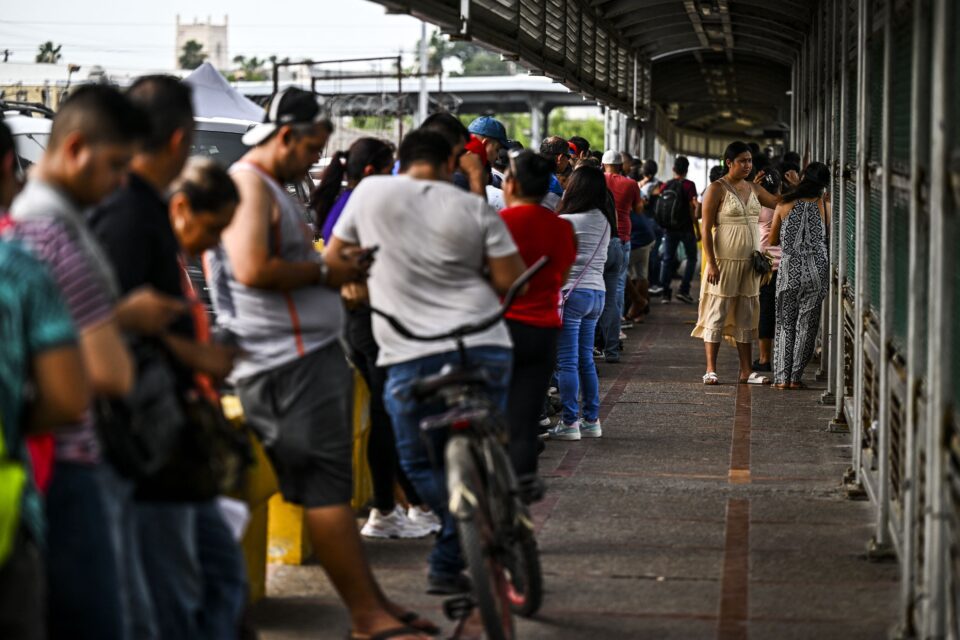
[371,0,814,138]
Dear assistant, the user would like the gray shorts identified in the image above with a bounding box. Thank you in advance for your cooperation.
[236,341,353,508]
[629,241,655,281]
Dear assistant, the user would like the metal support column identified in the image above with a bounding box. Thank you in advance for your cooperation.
[816,0,830,382]
[791,63,798,149]
[530,100,545,152]
[921,0,955,633]
[851,0,870,484]
[832,0,851,432]
[823,0,840,401]
[873,0,894,555]
[900,0,932,633]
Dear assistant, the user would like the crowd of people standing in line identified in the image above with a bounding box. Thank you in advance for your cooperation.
[0,72,831,640]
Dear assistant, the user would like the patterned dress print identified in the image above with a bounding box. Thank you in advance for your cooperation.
[773,198,829,385]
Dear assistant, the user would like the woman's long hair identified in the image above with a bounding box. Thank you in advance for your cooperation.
[558,165,617,230]
[310,137,394,229]
[781,161,830,203]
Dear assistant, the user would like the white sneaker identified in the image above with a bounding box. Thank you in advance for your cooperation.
[547,421,581,441]
[361,507,409,539]
[407,506,442,535]
[361,506,429,539]
[580,419,602,438]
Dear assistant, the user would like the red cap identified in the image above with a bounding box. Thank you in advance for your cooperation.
[465,134,488,165]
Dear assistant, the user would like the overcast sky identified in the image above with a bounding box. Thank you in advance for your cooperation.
[0,0,426,70]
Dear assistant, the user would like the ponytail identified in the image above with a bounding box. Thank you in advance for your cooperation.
[310,150,348,233]
[309,138,394,234]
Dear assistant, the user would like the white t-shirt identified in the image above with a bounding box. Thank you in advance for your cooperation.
[485,184,506,211]
[333,175,519,367]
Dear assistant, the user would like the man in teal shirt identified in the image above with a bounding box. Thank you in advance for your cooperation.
[0,120,87,640]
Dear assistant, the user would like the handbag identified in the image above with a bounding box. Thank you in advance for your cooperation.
[750,250,774,277]
[559,220,610,320]
[135,394,253,502]
[94,339,185,481]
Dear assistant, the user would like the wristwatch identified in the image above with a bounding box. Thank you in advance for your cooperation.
[314,253,329,285]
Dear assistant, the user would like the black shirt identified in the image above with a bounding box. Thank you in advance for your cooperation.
[89,172,195,386]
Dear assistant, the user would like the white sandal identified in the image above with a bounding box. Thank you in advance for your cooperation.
[702,372,719,385]
[740,372,771,385]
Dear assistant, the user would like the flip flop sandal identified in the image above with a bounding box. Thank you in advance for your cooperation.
[773,383,790,390]
[739,372,771,385]
[703,372,720,385]
[347,627,425,640]
[399,612,440,636]
[789,382,808,390]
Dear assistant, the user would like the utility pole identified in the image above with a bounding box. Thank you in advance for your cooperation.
[417,21,429,127]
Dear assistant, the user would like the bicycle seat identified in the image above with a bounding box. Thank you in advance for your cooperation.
[412,367,490,400]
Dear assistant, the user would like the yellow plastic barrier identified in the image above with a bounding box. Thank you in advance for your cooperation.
[225,367,374,601]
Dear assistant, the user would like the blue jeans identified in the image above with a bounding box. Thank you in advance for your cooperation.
[558,289,606,424]
[616,239,630,318]
[598,239,626,357]
[46,462,123,640]
[384,346,512,579]
[100,464,157,640]
[659,230,698,296]
[137,501,246,640]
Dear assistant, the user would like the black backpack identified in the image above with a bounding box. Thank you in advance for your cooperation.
[654,179,690,231]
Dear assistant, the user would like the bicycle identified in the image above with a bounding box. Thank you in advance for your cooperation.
[369,256,549,640]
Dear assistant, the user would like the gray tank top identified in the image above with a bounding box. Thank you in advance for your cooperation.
[206,161,343,382]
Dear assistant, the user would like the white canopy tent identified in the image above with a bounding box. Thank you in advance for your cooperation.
[183,62,264,122]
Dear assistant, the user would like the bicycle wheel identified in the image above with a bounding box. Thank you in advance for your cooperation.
[483,440,544,617]
[446,437,514,640]
[505,533,543,617]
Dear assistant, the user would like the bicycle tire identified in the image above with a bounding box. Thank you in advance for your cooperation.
[446,437,514,640]
[457,516,514,640]
[483,440,544,617]
[507,534,543,617]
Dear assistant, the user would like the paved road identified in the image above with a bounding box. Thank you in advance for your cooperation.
[251,292,899,639]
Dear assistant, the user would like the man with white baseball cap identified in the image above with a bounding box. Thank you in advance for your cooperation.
[208,87,437,640]
[600,149,642,363]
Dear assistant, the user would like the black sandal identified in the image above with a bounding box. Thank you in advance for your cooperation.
[399,612,440,636]
[347,626,425,640]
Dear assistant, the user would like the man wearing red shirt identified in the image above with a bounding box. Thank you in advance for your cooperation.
[499,150,576,492]
[600,150,642,363]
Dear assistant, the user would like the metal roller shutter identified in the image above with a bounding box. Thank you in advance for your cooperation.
[845,179,858,283]
[867,186,882,310]
[890,16,912,171]
[891,193,910,348]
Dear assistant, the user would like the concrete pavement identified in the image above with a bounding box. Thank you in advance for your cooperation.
[251,291,899,639]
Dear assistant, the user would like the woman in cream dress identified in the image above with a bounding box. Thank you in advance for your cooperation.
[693,141,781,385]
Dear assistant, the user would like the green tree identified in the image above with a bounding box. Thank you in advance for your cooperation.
[415,29,515,77]
[35,41,62,64]
[230,55,269,81]
[178,40,206,70]
[547,109,605,148]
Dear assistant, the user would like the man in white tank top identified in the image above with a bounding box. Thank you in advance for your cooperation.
[212,89,436,639]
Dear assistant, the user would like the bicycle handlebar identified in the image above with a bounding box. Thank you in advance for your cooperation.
[367,256,550,342]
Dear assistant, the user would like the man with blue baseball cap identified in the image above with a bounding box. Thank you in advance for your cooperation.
[467,116,508,174]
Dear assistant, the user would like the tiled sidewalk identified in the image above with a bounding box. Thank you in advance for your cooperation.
[252,293,899,639]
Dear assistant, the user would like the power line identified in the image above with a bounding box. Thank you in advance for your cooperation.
[0,19,413,29]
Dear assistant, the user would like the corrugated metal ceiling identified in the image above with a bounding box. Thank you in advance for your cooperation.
[369,0,815,134]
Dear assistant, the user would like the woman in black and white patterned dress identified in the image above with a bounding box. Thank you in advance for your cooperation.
[768,162,831,389]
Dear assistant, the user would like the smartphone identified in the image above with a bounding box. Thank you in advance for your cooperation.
[358,245,380,264]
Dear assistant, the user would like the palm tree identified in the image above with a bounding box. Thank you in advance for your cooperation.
[36,41,62,64]
[178,40,207,70]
